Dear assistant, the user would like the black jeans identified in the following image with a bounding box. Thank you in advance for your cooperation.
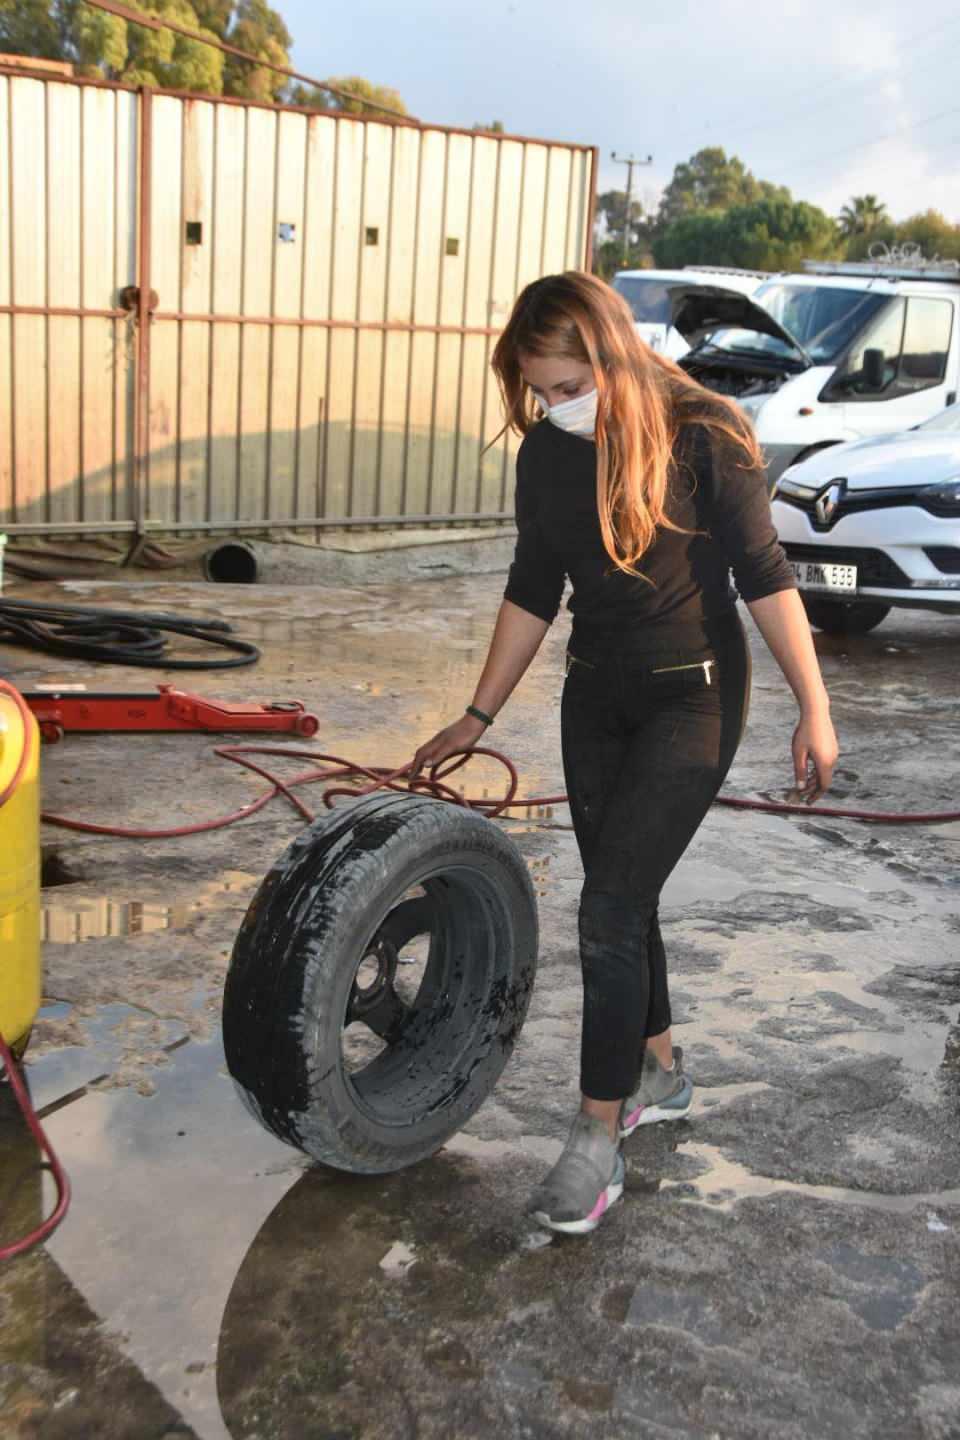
[561,611,751,1100]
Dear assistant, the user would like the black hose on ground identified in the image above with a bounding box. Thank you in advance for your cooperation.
[0,599,260,670]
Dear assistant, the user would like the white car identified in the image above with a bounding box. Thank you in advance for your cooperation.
[612,267,769,360]
[772,403,960,633]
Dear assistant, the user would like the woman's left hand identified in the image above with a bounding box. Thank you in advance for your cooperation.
[790,707,839,804]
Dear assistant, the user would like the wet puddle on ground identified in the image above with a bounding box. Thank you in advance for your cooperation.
[42,897,193,944]
[27,870,261,1114]
[1,1038,586,1438]
[24,1000,192,1112]
[6,960,958,1437]
[8,590,955,1434]
[15,1031,950,1440]
[665,1141,960,1216]
[451,1099,960,1224]
[41,871,256,945]
[4,1035,300,1440]
[526,853,553,897]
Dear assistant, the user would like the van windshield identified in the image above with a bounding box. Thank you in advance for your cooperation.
[613,275,672,324]
[709,284,890,365]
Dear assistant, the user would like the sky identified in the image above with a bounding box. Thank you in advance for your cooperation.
[279,0,960,225]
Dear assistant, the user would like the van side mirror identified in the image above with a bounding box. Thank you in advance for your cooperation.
[863,348,886,390]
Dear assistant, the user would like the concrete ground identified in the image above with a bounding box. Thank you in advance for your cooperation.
[1,563,958,1440]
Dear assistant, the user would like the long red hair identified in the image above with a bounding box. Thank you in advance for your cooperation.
[491,271,763,576]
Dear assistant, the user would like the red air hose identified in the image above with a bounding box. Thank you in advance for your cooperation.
[0,1031,72,1261]
[37,743,960,837]
[5,738,955,1259]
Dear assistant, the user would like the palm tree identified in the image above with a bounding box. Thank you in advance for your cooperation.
[838,195,890,238]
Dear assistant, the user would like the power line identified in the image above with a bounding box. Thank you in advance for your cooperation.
[696,41,958,160]
[663,10,960,158]
[787,101,960,180]
[818,129,960,212]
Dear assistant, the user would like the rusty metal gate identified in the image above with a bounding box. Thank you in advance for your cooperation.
[0,65,597,538]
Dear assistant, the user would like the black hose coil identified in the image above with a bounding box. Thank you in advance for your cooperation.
[0,599,259,670]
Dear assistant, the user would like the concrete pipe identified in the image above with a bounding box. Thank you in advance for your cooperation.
[202,541,259,584]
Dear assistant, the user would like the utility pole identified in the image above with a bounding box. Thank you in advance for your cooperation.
[611,151,653,265]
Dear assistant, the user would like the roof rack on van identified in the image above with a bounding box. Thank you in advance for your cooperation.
[683,265,772,278]
[803,244,960,283]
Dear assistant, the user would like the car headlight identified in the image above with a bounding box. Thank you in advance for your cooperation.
[921,478,960,515]
[775,475,818,500]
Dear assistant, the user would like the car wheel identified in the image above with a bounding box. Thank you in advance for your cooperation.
[802,596,892,634]
[222,792,539,1175]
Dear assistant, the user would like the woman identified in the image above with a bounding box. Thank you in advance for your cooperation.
[412,272,838,1236]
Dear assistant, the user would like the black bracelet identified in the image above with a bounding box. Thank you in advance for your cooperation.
[465,704,494,728]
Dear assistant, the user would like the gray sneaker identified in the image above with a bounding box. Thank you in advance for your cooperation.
[528,1113,625,1235]
[620,1046,692,1138]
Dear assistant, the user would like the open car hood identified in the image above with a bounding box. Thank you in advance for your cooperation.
[668,285,812,364]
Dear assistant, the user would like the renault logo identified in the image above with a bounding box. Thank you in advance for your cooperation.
[814,481,845,527]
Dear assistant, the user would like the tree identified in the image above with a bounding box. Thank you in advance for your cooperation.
[221,0,290,101]
[591,189,652,278]
[894,210,960,262]
[191,0,233,36]
[0,0,62,60]
[837,202,960,263]
[842,219,896,261]
[67,0,128,75]
[122,1,223,94]
[595,189,644,246]
[288,74,407,117]
[720,197,839,270]
[0,3,409,114]
[472,120,505,133]
[651,209,728,268]
[0,0,293,99]
[657,146,788,227]
[838,194,889,238]
[654,196,840,271]
[593,237,655,280]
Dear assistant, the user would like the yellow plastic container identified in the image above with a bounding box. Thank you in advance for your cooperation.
[0,683,41,1056]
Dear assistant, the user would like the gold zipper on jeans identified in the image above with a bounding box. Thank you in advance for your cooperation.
[650,659,715,686]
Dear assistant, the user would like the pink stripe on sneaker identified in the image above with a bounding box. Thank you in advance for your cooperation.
[586,1189,609,1222]
[623,1105,644,1129]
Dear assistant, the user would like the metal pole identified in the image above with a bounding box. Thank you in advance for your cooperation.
[133,86,153,540]
[584,146,600,272]
[610,152,652,266]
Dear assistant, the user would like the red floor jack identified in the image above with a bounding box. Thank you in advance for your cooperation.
[23,685,320,743]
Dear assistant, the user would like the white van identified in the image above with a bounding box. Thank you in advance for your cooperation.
[673,254,960,485]
[612,266,769,360]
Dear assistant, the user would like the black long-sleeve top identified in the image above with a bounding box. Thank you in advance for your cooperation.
[503,418,796,636]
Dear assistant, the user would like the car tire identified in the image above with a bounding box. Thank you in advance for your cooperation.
[802,596,892,634]
[222,792,539,1175]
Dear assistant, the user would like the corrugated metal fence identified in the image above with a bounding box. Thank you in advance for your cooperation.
[0,66,596,537]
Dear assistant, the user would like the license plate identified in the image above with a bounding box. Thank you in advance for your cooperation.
[790,560,857,594]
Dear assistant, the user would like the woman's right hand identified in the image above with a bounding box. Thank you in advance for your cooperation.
[410,714,488,777]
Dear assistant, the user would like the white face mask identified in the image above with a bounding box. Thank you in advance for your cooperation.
[540,387,597,438]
